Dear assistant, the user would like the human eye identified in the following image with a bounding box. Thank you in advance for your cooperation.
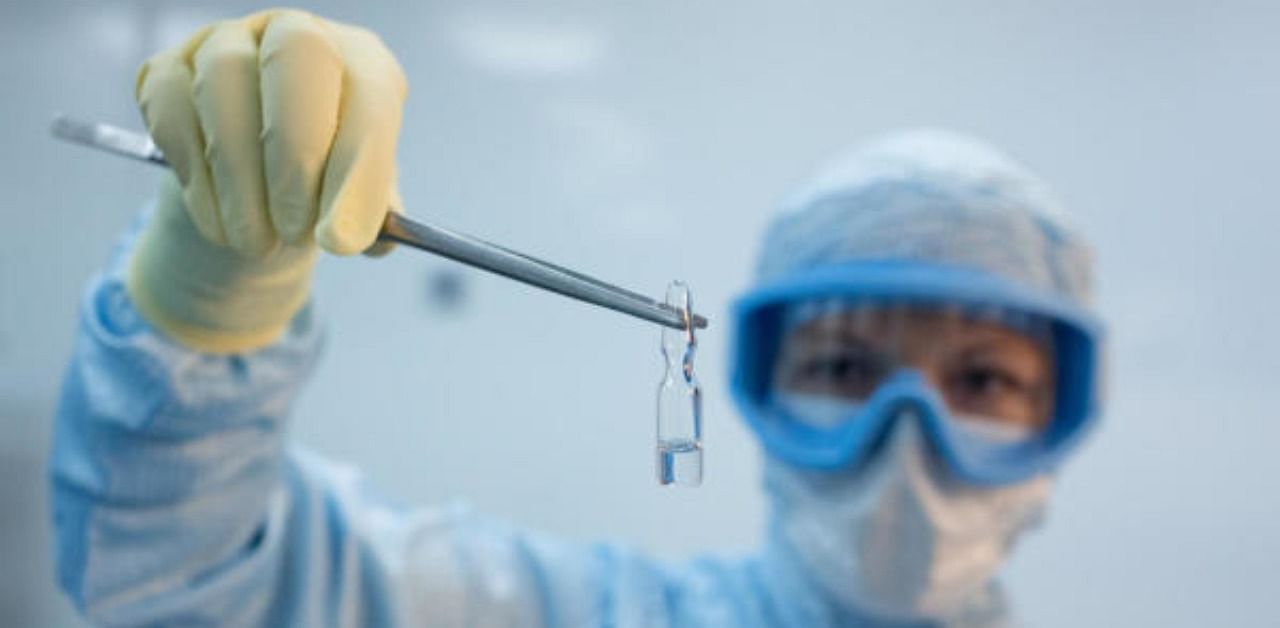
[959,365,1028,396]
[790,346,891,398]
[945,362,1043,423]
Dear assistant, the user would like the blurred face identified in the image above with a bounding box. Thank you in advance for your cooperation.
[773,306,1054,429]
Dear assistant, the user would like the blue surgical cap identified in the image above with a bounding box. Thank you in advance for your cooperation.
[753,129,1095,307]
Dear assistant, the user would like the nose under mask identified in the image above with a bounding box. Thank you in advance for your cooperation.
[765,407,1053,621]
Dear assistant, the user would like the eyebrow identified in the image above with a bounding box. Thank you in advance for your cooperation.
[953,341,1051,381]
[790,327,881,350]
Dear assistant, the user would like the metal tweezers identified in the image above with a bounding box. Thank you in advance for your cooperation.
[50,115,707,331]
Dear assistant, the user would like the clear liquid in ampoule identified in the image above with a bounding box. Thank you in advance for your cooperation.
[657,438,703,486]
[656,281,703,487]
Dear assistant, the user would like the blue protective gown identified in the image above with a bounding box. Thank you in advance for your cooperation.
[49,227,1011,628]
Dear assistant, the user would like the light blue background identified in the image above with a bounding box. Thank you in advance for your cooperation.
[2,2,1276,625]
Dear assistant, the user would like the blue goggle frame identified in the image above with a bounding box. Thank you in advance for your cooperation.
[730,259,1105,486]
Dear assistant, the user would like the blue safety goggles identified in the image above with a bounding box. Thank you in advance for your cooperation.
[730,259,1104,486]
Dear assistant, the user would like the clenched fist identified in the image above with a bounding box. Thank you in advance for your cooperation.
[128,9,407,353]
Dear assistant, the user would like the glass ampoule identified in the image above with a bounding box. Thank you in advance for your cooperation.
[656,281,703,486]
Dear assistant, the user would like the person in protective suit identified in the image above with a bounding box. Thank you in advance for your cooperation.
[50,9,1104,627]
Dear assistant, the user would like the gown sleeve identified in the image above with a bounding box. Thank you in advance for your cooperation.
[48,213,779,628]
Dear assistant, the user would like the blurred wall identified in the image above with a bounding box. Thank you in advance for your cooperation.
[2,1,1278,626]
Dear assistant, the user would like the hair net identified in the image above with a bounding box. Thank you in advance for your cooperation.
[753,129,1095,308]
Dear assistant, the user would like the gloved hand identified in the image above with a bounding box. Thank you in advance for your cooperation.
[127,8,407,353]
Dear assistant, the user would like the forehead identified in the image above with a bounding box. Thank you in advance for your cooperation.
[787,304,1048,352]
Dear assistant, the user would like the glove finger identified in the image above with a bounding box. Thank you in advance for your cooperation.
[192,19,276,258]
[361,177,403,258]
[260,10,343,246]
[314,24,407,256]
[136,42,226,246]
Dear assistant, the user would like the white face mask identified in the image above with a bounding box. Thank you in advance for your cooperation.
[766,394,1053,621]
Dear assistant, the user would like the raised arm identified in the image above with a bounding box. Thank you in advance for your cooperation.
[48,8,405,623]
[49,227,777,627]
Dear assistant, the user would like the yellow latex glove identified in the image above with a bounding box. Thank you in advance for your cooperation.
[128,9,407,353]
